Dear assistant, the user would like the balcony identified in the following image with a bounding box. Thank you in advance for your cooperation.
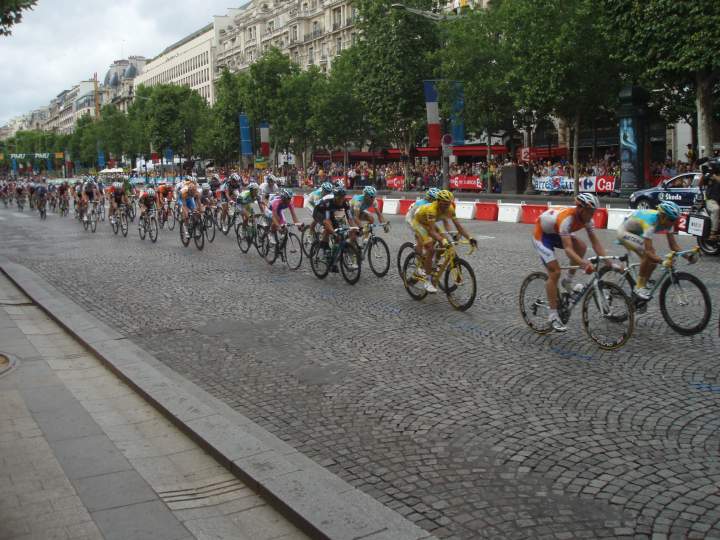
[305,27,324,41]
[331,20,342,31]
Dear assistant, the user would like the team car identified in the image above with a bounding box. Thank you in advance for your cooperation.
[628,172,702,210]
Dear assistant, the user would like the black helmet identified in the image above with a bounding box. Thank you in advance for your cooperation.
[332,186,346,197]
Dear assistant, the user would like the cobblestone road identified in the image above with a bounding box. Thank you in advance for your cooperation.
[1,205,719,539]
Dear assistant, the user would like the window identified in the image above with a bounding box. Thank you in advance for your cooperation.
[267,20,274,33]
[292,25,298,41]
[336,37,342,54]
[308,47,314,64]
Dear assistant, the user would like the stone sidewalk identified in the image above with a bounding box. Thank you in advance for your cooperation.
[0,273,309,540]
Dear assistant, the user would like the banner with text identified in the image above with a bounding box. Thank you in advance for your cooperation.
[532,175,618,193]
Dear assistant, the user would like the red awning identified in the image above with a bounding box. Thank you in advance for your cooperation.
[451,145,509,157]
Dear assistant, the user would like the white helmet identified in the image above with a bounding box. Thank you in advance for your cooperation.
[575,193,599,209]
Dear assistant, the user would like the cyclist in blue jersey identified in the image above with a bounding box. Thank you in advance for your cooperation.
[617,201,695,299]
[350,186,389,240]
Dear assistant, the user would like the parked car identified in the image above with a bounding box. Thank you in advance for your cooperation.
[628,172,701,209]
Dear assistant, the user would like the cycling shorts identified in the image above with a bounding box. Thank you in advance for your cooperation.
[411,221,432,244]
[184,197,196,211]
[532,233,563,265]
[616,226,645,256]
[85,191,95,202]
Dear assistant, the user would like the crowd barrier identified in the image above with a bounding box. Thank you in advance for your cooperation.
[373,196,637,231]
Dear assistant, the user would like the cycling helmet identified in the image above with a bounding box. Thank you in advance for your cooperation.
[701,157,720,175]
[248,182,259,192]
[265,174,276,182]
[201,183,211,191]
[279,188,293,200]
[321,181,334,193]
[229,173,241,181]
[363,186,377,197]
[435,189,454,202]
[576,193,599,209]
[146,188,155,197]
[426,187,440,200]
[333,186,346,197]
[657,200,681,221]
[228,176,240,187]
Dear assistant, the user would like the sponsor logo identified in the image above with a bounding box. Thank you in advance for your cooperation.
[659,193,682,201]
[582,177,595,191]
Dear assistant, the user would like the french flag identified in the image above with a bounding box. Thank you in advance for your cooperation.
[260,121,270,157]
[423,80,441,148]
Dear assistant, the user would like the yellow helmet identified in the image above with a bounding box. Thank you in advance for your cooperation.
[436,189,454,202]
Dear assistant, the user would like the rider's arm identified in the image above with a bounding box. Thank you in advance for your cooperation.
[666,232,682,253]
[587,229,607,258]
[561,235,590,268]
[450,217,472,241]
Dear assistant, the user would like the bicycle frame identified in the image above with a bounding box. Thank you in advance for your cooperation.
[610,248,700,299]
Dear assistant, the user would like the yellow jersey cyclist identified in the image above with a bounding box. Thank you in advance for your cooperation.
[350,186,389,239]
[237,182,266,226]
[533,193,608,332]
[617,200,696,300]
[411,189,476,294]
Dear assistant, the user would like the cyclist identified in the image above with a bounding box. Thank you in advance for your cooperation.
[350,186,389,240]
[81,177,99,221]
[259,173,279,202]
[109,181,128,224]
[304,181,334,237]
[219,174,241,223]
[137,187,156,225]
[155,182,174,221]
[700,158,720,241]
[532,193,607,332]
[616,200,691,300]
[412,189,476,294]
[266,188,303,246]
[237,182,266,226]
[180,179,200,227]
[199,183,215,213]
[313,185,359,270]
[34,179,48,215]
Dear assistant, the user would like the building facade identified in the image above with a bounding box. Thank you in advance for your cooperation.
[214,0,358,76]
[134,25,216,105]
[102,56,148,113]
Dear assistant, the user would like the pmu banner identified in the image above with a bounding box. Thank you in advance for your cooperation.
[11,158,18,175]
[164,148,173,163]
[98,151,106,168]
[532,175,618,193]
[239,113,253,156]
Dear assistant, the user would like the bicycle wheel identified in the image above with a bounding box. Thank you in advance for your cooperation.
[149,217,159,243]
[444,258,477,311]
[138,218,147,240]
[193,220,205,250]
[301,226,316,258]
[284,233,303,270]
[120,212,128,237]
[111,216,119,235]
[264,234,279,265]
[396,241,415,277]
[220,211,231,235]
[401,253,429,301]
[367,236,391,277]
[82,213,89,230]
[99,204,105,222]
[309,241,331,279]
[128,203,136,222]
[168,208,176,231]
[340,244,362,285]
[659,272,711,335]
[236,224,252,253]
[204,214,216,243]
[598,266,635,297]
[582,281,634,350]
[255,225,269,257]
[519,272,553,334]
[179,221,190,247]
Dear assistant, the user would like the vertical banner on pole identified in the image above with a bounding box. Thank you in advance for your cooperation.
[259,121,270,157]
[423,80,441,148]
[98,151,106,168]
[11,158,18,176]
[239,113,253,156]
[450,81,465,146]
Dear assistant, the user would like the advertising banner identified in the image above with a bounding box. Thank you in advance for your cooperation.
[239,113,253,156]
[386,176,404,189]
[533,175,618,193]
[449,175,484,191]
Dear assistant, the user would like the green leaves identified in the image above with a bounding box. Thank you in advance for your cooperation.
[0,0,37,36]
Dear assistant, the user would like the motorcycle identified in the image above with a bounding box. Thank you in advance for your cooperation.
[690,189,720,256]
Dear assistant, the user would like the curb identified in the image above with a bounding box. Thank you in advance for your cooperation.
[0,260,435,540]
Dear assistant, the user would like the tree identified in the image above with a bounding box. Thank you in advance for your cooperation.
[311,47,368,166]
[1,0,36,36]
[604,0,720,159]
[96,105,128,162]
[438,8,516,190]
[354,0,441,188]
[198,69,247,166]
[495,0,621,194]
[274,66,323,168]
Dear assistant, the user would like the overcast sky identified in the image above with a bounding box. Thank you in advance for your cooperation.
[0,0,234,125]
